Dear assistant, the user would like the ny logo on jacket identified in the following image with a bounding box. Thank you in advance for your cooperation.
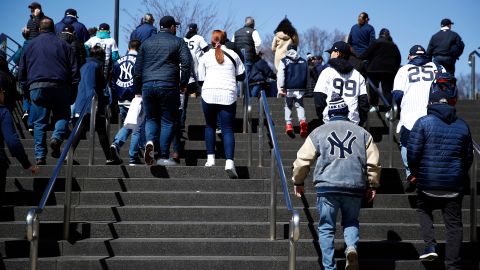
[327,131,356,159]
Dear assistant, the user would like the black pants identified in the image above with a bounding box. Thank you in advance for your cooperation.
[417,191,463,270]
[0,164,7,206]
[434,56,456,75]
[367,72,394,107]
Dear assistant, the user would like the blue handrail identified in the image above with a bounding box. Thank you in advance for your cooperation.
[471,140,479,243]
[259,90,300,270]
[260,90,293,211]
[26,94,97,270]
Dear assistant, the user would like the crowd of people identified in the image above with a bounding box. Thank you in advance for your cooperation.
[0,3,473,270]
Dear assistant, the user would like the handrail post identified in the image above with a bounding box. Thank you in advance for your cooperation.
[388,107,394,168]
[26,209,39,270]
[288,211,300,270]
[470,150,478,243]
[470,53,476,100]
[247,103,252,167]
[270,150,277,240]
[258,94,264,167]
[63,147,74,240]
[88,95,97,165]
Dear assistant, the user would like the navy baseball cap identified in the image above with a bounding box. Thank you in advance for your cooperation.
[160,16,180,29]
[441,18,453,27]
[188,23,198,30]
[65,8,78,18]
[99,23,110,31]
[28,2,41,9]
[409,45,426,56]
[325,41,350,55]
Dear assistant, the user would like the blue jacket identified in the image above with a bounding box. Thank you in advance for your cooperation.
[130,23,157,43]
[407,103,473,192]
[248,58,275,84]
[348,23,375,56]
[134,30,192,92]
[282,55,308,90]
[111,52,137,101]
[55,16,90,43]
[74,57,106,115]
[18,31,79,90]
[0,106,31,169]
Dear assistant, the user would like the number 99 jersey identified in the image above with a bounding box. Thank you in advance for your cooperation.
[393,61,443,132]
[313,66,367,124]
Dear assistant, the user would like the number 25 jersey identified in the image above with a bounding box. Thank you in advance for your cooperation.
[313,65,367,124]
[393,61,442,132]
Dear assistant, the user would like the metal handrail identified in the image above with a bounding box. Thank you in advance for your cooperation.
[26,95,98,270]
[366,78,399,167]
[259,90,300,270]
[468,49,480,100]
[470,140,479,243]
[1,33,22,71]
[240,49,253,166]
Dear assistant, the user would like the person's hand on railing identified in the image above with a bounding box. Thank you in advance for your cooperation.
[294,185,304,198]
[27,165,39,175]
[365,188,376,203]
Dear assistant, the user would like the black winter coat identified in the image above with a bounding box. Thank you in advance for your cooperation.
[359,37,401,74]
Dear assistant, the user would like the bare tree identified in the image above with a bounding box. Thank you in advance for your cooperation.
[456,72,480,99]
[122,0,234,42]
[299,27,346,60]
[260,34,275,70]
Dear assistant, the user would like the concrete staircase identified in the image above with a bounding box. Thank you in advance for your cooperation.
[0,97,479,269]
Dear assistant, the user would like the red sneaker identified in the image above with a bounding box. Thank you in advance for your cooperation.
[300,120,308,138]
[285,123,293,135]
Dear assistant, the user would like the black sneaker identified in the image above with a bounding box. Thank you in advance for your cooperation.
[106,159,122,165]
[49,139,61,158]
[36,158,46,165]
[419,245,438,261]
[109,144,122,164]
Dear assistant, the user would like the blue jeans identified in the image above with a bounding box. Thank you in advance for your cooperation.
[250,84,265,98]
[399,127,411,177]
[112,104,145,161]
[317,194,362,270]
[202,100,236,160]
[142,82,179,159]
[129,118,145,162]
[30,87,70,159]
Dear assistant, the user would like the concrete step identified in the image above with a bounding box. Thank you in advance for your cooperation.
[1,238,478,260]
[0,221,474,241]
[3,255,479,270]
[5,164,269,179]
[1,205,479,224]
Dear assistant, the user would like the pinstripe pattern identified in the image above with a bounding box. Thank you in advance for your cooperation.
[394,62,444,132]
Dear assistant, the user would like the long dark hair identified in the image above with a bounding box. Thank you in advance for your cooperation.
[273,18,298,38]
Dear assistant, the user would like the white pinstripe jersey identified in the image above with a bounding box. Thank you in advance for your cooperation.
[184,34,209,84]
[313,67,367,124]
[394,61,444,132]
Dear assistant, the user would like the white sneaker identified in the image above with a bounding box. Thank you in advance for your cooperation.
[369,106,379,113]
[225,159,238,179]
[205,154,215,167]
[345,246,358,270]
